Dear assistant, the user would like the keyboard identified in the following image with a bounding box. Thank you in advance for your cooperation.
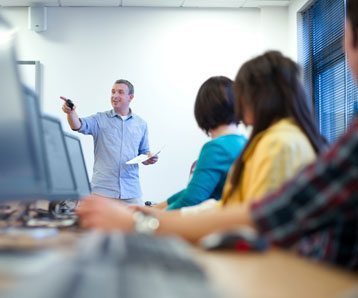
[25,216,78,228]
[0,202,78,229]
[23,204,79,228]
[4,232,219,298]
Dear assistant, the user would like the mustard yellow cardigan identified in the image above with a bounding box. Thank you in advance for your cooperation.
[221,118,316,207]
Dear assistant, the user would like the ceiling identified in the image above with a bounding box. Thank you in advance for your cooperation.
[0,0,291,8]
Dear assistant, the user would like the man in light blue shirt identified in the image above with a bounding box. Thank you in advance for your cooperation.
[62,79,158,205]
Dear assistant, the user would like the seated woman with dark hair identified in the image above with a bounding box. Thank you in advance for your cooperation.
[154,76,247,210]
[219,50,327,207]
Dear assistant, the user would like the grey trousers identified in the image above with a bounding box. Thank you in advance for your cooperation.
[119,197,144,206]
[91,193,144,206]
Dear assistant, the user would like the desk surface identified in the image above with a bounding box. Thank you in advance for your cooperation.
[0,231,356,298]
[195,248,358,298]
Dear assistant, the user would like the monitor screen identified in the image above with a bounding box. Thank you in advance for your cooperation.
[64,133,91,198]
[41,115,78,200]
[0,33,48,202]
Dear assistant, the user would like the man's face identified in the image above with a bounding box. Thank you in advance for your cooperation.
[345,20,358,78]
[111,83,133,111]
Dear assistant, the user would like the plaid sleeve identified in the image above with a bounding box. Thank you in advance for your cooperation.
[251,118,358,247]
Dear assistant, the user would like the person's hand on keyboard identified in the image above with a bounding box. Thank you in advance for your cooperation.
[76,196,134,231]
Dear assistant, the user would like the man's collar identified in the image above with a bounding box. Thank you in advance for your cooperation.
[109,109,133,119]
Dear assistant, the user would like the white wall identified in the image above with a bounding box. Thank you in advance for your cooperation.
[259,6,288,52]
[0,6,289,202]
[288,0,312,61]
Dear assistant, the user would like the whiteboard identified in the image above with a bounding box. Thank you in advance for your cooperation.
[17,60,41,104]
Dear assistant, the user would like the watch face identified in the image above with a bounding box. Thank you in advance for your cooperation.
[148,217,160,230]
[133,211,159,234]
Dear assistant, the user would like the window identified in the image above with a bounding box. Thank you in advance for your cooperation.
[300,0,357,143]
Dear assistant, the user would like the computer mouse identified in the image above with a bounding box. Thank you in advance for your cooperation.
[200,227,269,252]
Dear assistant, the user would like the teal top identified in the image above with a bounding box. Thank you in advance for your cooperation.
[166,134,247,210]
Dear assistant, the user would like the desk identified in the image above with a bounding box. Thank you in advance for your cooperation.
[0,231,356,298]
[195,248,358,298]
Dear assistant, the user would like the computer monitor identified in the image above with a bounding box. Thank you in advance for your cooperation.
[64,133,91,197]
[0,23,48,202]
[41,115,78,200]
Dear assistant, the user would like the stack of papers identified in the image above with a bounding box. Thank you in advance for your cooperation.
[125,147,163,165]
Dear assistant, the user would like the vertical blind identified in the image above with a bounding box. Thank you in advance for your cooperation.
[300,0,357,143]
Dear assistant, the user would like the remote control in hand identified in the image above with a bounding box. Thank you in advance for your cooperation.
[60,96,75,110]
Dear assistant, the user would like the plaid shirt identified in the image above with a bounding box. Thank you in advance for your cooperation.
[251,118,358,271]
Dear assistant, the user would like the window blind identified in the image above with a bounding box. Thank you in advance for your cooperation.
[300,0,357,143]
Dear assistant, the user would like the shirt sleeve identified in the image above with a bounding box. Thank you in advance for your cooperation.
[167,189,186,205]
[78,114,99,137]
[138,123,150,155]
[250,118,358,246]
[166,141,227,210]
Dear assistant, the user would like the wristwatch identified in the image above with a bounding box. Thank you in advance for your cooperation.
[132,211,160,234]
